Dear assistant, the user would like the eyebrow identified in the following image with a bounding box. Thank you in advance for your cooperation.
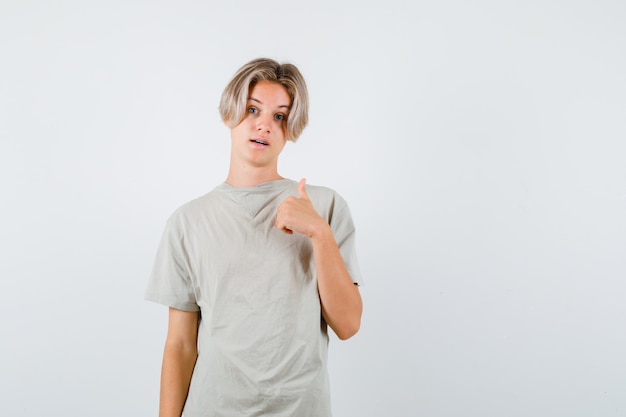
[248,97,291,109]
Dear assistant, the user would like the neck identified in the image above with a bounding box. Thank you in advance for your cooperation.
[225,165,284,188]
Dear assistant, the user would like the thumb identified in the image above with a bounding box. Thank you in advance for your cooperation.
[297,178,309,200]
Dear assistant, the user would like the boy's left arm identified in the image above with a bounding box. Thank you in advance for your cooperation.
[275,179,362,340]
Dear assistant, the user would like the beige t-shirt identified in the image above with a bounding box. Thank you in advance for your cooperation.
[145,179,362,417]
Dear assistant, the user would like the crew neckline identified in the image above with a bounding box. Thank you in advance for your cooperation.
[217,178,295,192]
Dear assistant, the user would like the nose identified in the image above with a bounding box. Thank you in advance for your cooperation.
[256,114,272,133]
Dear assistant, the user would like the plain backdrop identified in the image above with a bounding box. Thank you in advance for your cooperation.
[1,1,625,416]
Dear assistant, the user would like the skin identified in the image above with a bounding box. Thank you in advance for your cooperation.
[275,178,363,340]
[159,80,362,417]
[225,80,290,187]
[159,308,198,417]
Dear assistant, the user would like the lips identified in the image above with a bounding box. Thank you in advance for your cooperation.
[250,139,269,146]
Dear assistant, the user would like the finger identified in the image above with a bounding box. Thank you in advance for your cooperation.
[276,220,294,235]
[275,206,294,234]
[298,178,309,200]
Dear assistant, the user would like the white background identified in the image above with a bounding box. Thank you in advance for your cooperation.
[1,1,625,416]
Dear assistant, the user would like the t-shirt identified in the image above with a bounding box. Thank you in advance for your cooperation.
[145,179,362,417]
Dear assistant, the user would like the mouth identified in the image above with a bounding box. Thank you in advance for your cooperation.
[250,139,269,146]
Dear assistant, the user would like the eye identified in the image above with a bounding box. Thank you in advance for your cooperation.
[247,107,258,114]
[275,113,286,121]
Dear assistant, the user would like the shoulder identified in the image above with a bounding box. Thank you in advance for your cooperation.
[302,182,353,223]
[166,187,226,229]
[305,183,348,205]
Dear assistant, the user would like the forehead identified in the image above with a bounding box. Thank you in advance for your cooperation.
[248,81,291,107]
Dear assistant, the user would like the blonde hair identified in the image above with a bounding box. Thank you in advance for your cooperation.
[219,58,309,142]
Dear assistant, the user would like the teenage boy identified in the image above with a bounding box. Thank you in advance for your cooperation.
[146,58,363,417]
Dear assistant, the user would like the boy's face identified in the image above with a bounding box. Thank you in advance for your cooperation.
[229,80,291,170]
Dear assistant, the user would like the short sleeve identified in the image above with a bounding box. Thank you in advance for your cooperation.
[329,194,364,286]
[144,211,200,311]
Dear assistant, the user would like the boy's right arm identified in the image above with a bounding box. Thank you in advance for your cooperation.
[159,307,199,417]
